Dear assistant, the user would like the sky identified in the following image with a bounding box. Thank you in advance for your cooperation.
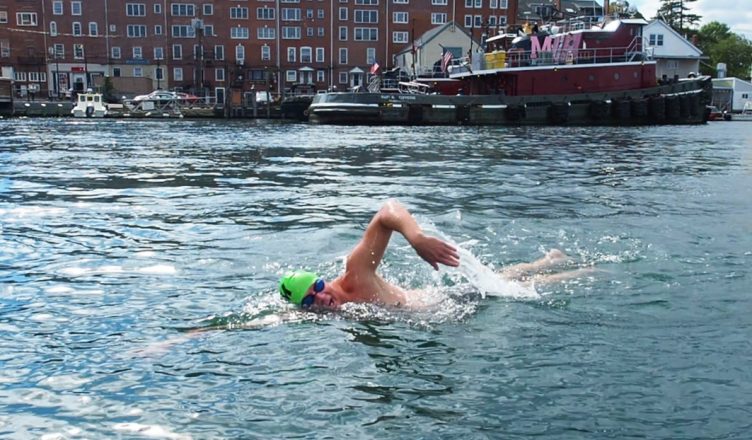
[630,0,752,39]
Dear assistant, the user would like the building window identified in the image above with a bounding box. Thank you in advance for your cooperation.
[235,44,245,62]
[172,25,195,37]
[288,47,296,62]
[366,47,376,64]
[215,68,225,81]
[71,1,82,15]
[16,12,38,26]
[73,44,84,59]
[394,0,408,3]
[464,15,472,27]
[318,27,325,37]
[339,7,348,20]
[215,45,225,60]
[172,4,196,16]
[230,7,249,19]
[111,46,121,58]
[126,3,146,16]
[14,72,27,82]
[318,8,325,18]
[156,67,164,81]
[301,46,312,63]
[53,1,63,15]
[307,27,314,37]
[315,47,325,62]
[173,44,183,59]
[306,8,314,19]
[50,22,58,36]
[0,11,7,24]
[393,11,407,23]
[393,31,408,43]
[155,25,163,35]
[231,27,249,39]
[432,0,447,4]
[174,67,183,81]
[498,16,507,25]
[282,27,301,39]
[133,46,143,59]
[338,48,348,64]
[154,3,162,13]
[355,10,378,23]
[53,43,64,58]
[89,22,98,36]
[203,4,213,15]
[261,45,271,61]
[339,71,347,83]
[258,27,276,39]
[339,26,347,40]
[133,67,143,77]
[286,70,297,82]
[431,13,446,24]
[113,67,121,77]
[354,27,378,41]
[127,24,147,37]
[154,46,164,59]
[355,0,378,4]
[282,8,301,21]
[73,22,82,36]
[258,7,275,19]
[1,39,10,58]
[317,70,325,82]
[499,0,507,8]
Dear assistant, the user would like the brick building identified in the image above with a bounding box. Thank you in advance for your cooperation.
[0,0,518,101]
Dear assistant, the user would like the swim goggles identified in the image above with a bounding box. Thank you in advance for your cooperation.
[301,278,325,308]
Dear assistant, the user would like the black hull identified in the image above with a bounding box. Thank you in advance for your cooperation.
[308,76,712,126]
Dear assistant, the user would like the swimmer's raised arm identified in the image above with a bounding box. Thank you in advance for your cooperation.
[346,199,460,274]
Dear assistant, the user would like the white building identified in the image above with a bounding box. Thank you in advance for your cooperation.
[712,77,752,112]
[394,22,480,78]
[644,20,703,80]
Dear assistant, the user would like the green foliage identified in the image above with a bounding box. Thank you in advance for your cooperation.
[695,22,752,79]
[654,0,701,32]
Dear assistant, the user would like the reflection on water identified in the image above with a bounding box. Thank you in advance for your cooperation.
[1,119,751,438]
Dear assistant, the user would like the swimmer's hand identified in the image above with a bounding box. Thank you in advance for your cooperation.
[411,233,460,270]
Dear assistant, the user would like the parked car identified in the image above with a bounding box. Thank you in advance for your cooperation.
[176,92,201,104]
[133,90,177,102]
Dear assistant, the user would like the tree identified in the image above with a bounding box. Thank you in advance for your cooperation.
[654,0,701,32]
[695,21,752,79]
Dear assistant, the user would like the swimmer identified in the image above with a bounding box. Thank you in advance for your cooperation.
[280,199,595,311]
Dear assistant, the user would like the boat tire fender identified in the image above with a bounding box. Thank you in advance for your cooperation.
[612,99,631,123]
[665,95,680,121]
[547,102,569,125]
[678,95,691,118]
[85,105,94,118]
[649,96,666,122]
[505,105,525,122]
[630,99,648,122]
[589,100,609,121]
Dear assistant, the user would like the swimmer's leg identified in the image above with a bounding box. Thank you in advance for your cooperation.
[530,266,599,285]
[500,249,569,281]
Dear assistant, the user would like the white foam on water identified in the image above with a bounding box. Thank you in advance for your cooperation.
[421,220,539,300]
[137,264,177,275]
[112,423,192,440]
[453,245,539,300]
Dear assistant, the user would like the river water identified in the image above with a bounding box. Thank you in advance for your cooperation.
[1,119,751,439]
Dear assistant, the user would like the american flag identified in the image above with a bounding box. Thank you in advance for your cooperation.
[369,62,380,74]
[441,50,453,73]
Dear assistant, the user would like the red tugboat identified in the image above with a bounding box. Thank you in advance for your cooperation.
[308,18,711,125]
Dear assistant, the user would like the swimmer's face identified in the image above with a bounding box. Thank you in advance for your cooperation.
[301,281,341,310]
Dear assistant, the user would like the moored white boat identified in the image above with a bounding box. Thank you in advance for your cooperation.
[71,91,107,118]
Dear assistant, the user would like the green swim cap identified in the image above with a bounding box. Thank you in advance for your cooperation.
[279,271,318,305]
